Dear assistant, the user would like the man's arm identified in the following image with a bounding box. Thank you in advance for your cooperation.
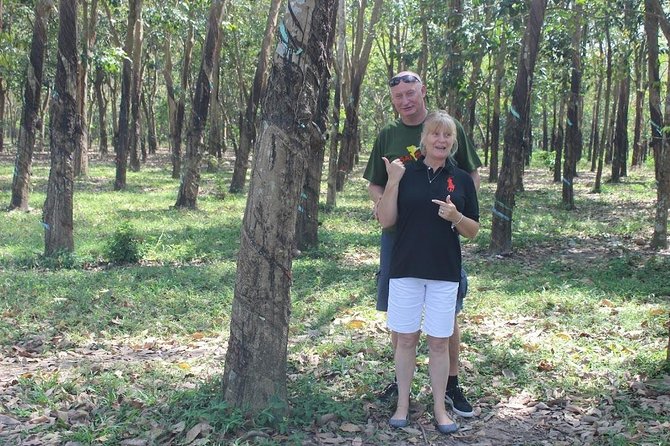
[368,182,385,221]
[469,169,480,192]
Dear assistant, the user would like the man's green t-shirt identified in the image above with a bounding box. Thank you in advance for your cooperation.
[363,117,482,187]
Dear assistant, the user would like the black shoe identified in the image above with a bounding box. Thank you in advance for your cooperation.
[445,386,474,417]
[379,381,398,400]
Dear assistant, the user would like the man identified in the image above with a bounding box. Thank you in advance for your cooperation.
[363,71,481,418]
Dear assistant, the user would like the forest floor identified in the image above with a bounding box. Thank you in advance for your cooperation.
[0,151,668,445]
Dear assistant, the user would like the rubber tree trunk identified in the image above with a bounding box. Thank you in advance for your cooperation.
[222,0,337,414]
[488,34,506,183]
[648,0,670,249]
[93,66,108,154]
[611,74,630,183]
[334,0,383,192]
[562,1,583,210]
[43,0,80,256]
[295,2,337,250]
[129,15,144,172]
[490,0,547,255]
[228,0,282,193]
[74,0,98,178]
[593,29,613,193]
[174,0,226,209]
[10,0,53,211]
[114,0,141,190]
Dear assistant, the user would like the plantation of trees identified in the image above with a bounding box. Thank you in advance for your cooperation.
[0,0,668,444]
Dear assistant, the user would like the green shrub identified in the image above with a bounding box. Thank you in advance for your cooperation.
[106,222,142,264]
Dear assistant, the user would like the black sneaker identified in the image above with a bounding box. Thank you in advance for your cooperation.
[445,386,474,417]
[379,381,398,400]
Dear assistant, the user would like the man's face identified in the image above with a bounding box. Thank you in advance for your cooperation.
[390,79,426,124]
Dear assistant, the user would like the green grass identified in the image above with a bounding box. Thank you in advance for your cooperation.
[0,154,668,445]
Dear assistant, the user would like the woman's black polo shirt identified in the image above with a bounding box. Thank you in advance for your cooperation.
[390,158,480,283]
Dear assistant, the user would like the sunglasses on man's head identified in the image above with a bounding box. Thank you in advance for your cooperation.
[388,74,422,87]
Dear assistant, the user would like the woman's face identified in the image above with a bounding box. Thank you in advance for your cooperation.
[423,125,455,161]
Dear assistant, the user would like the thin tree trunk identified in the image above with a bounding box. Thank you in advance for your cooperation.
[490,0,547,255]
[10,0,53,211]
[74,0,98,177]
[594,30,613,193]
[44,0,79,256]
[229,0,282,193]
[175,0,226,209]
[442,0,464,115]
[335,0,383,191]
[129,15,144,172]
[589,72,603,168]
[206,19,223,163]
[114,0,141,190]
[632,40,646,167]
[295,1,337,250]
[562,1,583,210]
[648,0,670,249]
[553,92,565,182]
[326,0,345,207]
[488,37,505,183]
[94,66,108,154]
[611,74,630,183]
[0,80,6,153]
[222,0,337,413]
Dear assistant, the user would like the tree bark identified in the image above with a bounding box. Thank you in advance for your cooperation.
[175,0,226,209]
[93,66,108,154]
[10,0,53,211]
[229,0,282,193]
[648,0,670,249]
[594,29,613,193]
[326,0,345,207]
[490,0,547,255]
[441,0,464,116]
[0,80,5,153]
[295,0,337,250]
[632,40,647,167]
[488,34,506,183]
[611,74,630,183]
[43,0,80,256]
[114,0,141,190]
[335,0,383,191]
[222,0,337,414]
[129,15,144,172]
[562,1,583,210]
[74,0,98,177]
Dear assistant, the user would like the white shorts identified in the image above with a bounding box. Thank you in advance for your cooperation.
[387,277,458,338]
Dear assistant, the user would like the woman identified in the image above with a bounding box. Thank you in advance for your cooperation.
[377,110,480,434]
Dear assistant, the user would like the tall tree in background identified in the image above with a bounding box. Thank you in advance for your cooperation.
[649,0,670,249]
[593,27,612,193]
[73,0,98,177]
[43,0,80,256]
[326,0,345,207]
[228,0,282,193]
[114,0,141,190]
[334,0,383,192]
[490,0,547,255]
[9,0,54,211]
[128,9,144,172]
[295,0,337,250]
[0,0,5,154]
[222,0,337,413]
[162,6,194,180]
[441,0,465,118]
[561,1,582,210]
[174,0,226,209]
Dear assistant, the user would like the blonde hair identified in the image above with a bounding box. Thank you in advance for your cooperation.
[420,110,458,157]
